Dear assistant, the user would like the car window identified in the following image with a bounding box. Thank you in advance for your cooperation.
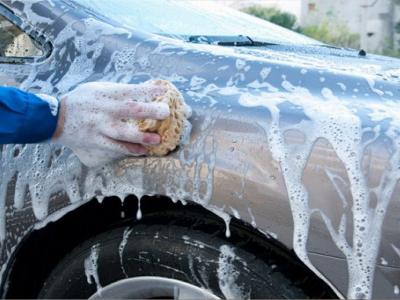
[0,14,43,58]
[75,0,318,45]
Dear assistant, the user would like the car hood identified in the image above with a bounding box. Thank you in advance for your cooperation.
[230,43,400,80]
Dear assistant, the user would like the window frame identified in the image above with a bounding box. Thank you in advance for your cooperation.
[0,3,52,64]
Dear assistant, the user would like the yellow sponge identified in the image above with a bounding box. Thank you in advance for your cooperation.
[137,79,186,156]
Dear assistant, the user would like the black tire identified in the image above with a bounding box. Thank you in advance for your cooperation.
[39,223,307,299]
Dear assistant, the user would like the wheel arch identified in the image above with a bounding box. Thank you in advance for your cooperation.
[3,195,335,298]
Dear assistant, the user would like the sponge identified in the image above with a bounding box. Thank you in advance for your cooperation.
[137,79,187,156]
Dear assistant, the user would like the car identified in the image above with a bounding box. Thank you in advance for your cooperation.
[0,0,399,298]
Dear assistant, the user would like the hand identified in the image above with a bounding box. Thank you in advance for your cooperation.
[53,81,170,167]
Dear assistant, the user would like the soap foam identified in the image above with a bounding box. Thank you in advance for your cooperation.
[0,11,398,299]
[239,76,400,299]
[217,245,249,299]
[84,243,102,291]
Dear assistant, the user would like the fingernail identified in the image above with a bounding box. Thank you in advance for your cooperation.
[144,134,161,145]
[156,103,170,119]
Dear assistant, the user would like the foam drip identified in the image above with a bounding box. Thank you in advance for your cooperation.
[217,245,248,299]
[238,77,400,299]
[84,243,102,291]
[118,227,132,278]
[0,9,398,299]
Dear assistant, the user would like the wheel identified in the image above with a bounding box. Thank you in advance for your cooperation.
[39,223,307,299]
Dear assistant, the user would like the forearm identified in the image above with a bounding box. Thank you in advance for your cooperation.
[0,87,59,144]
[0,81,176,167]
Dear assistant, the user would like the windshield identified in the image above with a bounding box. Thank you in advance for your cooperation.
[74,0,318,45]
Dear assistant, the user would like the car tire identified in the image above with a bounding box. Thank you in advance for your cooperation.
[38,223,307,299]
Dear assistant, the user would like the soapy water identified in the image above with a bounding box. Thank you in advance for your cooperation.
[0,8,398,299]
[236,78,400,299]
[217,245,249,299]
[118,227,132,278]
[84,243,102,292]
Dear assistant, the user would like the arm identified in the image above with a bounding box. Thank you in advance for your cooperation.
[0,82,170,167]
[0,87,58,144]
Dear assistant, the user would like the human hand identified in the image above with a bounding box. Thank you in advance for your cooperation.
[53,81,170,167]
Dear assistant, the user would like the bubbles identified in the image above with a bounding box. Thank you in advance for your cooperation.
[190,76,207,89]
[239,76,399,298]
[118,227,132,278]
[217,245,248,299]
[84,243,102,291]
[136,198,142,220]
[235,59,246,70]
[260,67,271,80]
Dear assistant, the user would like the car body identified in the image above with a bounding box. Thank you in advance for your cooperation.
[0,0,399,298]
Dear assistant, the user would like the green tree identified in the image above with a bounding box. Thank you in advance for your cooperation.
[242,5,360,49]
[300,21,360,49]
[242,6,297,30]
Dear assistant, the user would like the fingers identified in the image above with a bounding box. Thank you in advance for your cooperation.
[105,121,162,145]
[91,135,149,162]
[96,82,171,120]
[114,101,170,120]
[116,140,148,155]
[104,135,149,156]
[94,82,167,102]
[74,140,148,168]
[132,83,168,102]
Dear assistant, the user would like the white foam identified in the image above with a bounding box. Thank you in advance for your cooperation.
[118,227,132,277]
[230,206,240,219]
[239,76,399,299]
[208,205,231,238]
[0,12,397,299]
[365,76,385,96]
[392,244,400,259]
[247,207,257,228]
[84,243,102,291]
[260,67,271,80]
[337,82,347,91]
[379,257,388,266]
[37,94,59,116]
[217,245,248,299]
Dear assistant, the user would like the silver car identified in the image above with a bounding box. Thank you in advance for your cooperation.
[0,0,399,299]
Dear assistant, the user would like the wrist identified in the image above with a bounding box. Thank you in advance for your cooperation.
[52,96,66,140]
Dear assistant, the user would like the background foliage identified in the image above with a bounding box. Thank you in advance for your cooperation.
[242,5,398,57]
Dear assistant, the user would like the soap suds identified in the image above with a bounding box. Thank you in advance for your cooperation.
[392,244,400,259]
[239,77,400,299]
[217,245,249,299]
[136,198,142,220]
[247,207,257,228]
[208,205,232,238]
[37,94,59,116]
[118,227,132,277]
[380,257,388,266]
[0,6,398,300]
[84,243,102,291]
